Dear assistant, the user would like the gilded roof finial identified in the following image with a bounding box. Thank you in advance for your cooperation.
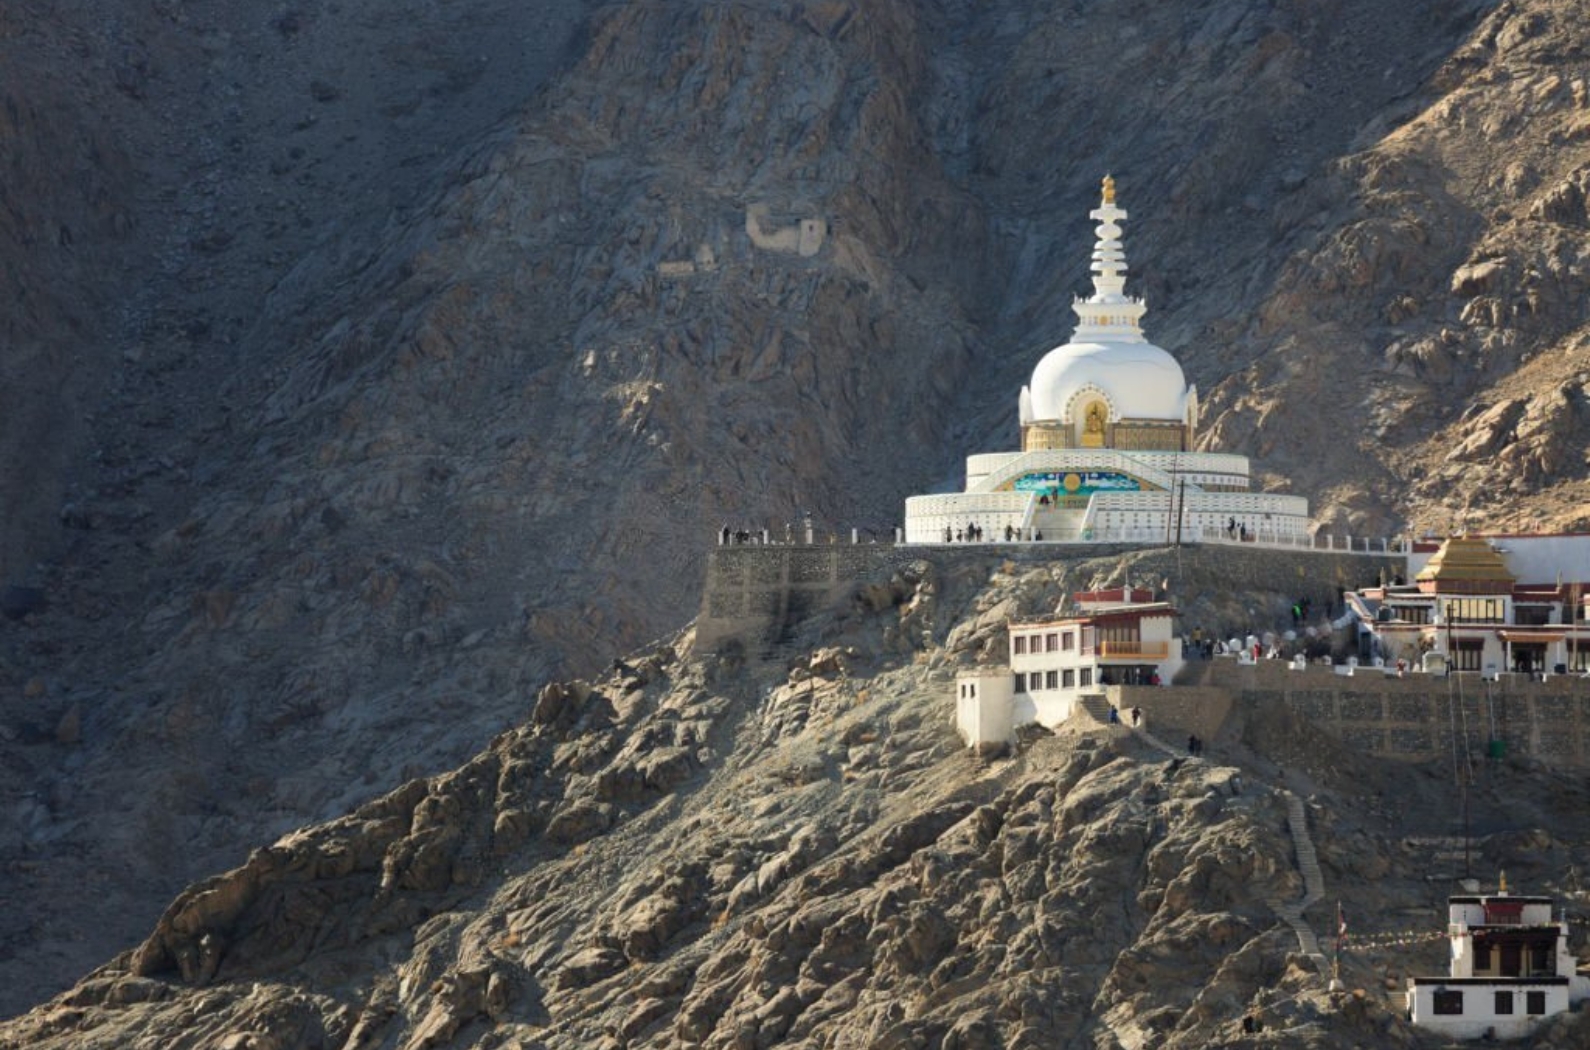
[1499,870,1508,895]
[1102,174,1116,205]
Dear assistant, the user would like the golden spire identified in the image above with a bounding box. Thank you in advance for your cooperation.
[1499,870,1508,895]
[1102,174,1116,205]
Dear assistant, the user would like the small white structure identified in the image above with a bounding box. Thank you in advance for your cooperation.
[903,176,1310,546]
[954,667,1015,751]
[954,587,1184,749]
[1408,882,1590,1040]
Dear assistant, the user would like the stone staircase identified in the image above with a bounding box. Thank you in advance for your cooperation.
[1076,693,1117,727]
[1270,791,1329,973]
[1121,719,1332,981]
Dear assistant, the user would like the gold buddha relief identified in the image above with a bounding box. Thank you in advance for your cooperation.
[1081,400,1107,447]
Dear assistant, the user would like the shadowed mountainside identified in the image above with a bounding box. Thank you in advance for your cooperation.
[6,0,1590,1020]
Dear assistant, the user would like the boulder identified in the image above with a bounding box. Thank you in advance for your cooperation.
[555,946,626,990]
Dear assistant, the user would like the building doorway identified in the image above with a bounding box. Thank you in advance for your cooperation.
[1512,644,1546,675]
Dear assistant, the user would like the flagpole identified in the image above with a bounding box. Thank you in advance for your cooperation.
[1332,900,1345,992]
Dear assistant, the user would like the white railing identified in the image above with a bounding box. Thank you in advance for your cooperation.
[898,525,1407,556]
[716,524,1409,557]
[1017,491,1039,536]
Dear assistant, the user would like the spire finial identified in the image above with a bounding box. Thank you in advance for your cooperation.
[1499,870,1508,895]
[1102,174,1116,205]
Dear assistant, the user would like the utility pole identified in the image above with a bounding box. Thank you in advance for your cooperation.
[1165,458,1180,546]
[1573,581,1581,673]
[1463,766,1472,879]
[1175,478,1186,547]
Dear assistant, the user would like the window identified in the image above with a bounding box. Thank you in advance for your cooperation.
[1452,640,1484,672]
[1014,636,1028,655]
[1080,668,1093,687]
[1433,990,1463,1015]
[1014,673,1027,692]
[1062,669,1075,688]
[1062,631,1075,651]
[1045,670,1058,690]
[1046,632,1059,652]
[1445,599,1503,624]
[1097,624,1142,647]
[1527,991,1546,1016]
[1494,991,1514,1015]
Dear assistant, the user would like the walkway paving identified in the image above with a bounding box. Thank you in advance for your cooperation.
[1271,791,1329,972]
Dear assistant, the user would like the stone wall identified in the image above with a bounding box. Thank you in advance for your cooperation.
[1200,660,1590,770]
[696,544,922,654]
[697,541,1399,660]
[1111,685,1234,743]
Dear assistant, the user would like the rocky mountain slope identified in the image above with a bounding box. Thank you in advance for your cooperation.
[5,0,1590,1021]
[4,548,1590,1049]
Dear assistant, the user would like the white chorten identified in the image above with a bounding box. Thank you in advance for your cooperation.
[902,176,1309,546]
[1021,175,1198,444]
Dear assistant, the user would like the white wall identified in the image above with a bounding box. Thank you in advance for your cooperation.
[904,492,1030,544]
[1409,981,1568,1040]
[954,673,1015,749]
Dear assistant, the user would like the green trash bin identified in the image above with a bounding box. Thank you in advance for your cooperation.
[1488,739,1507,760]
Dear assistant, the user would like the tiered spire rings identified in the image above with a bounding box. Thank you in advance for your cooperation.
[1073,175,1147,340]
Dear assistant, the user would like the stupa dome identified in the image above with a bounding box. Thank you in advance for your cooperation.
[1019,174,1193,427]
[1026,339,1189,422]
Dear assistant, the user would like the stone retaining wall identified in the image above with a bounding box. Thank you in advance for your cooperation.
[696,544,923,653]
[1205,660,1590,769]
[1109,685,1234,744]
[697,541,1398,658]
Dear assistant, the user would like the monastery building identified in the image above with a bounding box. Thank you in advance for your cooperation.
[1351,533,1590,676]
[1408,878,1590,1040]
[954,586,1185,749]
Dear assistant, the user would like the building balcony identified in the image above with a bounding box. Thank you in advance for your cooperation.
[1096,640,1169,659]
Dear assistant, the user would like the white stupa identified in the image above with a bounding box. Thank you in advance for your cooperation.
[903,176,1310,545]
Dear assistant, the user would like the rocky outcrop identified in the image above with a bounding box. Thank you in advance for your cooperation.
[10,551,1590,1048]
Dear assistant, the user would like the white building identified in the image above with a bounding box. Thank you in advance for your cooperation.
[905,176,1310,546]
[1350,534,1590,676]
[954,587,1184,748]
[1408,882,1589,1039]
[953,667,1015,752]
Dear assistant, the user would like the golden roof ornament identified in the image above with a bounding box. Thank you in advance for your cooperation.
[1414,535,1515,594]
[1102,174,1116,205]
